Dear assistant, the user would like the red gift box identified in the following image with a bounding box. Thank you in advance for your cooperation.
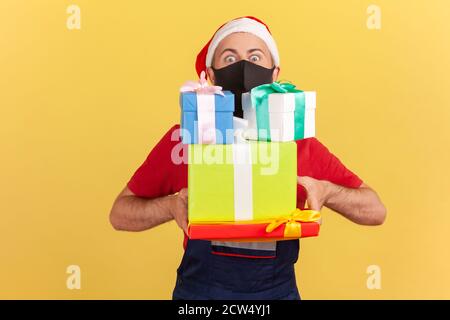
[188,221,320,242]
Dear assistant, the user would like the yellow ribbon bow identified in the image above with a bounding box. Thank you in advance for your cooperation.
[265,209,322,238]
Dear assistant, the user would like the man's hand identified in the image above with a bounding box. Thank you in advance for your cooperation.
[297,176,330,210]
[297,176,386,226]
[168,188,189,234]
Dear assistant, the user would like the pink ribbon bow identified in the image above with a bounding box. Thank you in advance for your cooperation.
[180,71,224,96]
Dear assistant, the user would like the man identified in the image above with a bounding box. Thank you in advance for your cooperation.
[109,16,386,300]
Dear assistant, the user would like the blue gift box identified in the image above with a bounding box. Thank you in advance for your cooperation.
[180,91,235,144]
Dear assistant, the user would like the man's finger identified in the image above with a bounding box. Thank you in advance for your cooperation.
[297,176,306,186]
[306,195,321,211]
[179,188,188,197]
[181,219,188,235]
[297,176,313,187]
[179,188,188,202]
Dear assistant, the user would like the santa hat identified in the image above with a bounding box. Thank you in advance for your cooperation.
[195,16,280,78]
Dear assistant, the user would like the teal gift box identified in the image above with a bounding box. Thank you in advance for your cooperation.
[242,82,316,142]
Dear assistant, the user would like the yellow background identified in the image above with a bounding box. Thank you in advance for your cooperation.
[1,0,449,299]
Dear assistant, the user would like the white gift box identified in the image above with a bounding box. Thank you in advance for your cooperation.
[242,91,316,142]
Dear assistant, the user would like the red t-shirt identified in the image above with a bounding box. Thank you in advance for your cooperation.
[127,125,363,247]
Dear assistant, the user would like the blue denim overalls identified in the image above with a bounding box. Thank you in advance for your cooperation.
[172,238,301,300]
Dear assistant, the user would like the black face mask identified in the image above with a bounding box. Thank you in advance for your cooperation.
[212,60,275,118]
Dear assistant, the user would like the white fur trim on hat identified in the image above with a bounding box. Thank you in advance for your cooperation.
[205,17,280,68]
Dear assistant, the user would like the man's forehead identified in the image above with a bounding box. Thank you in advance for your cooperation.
[216,32,271,52]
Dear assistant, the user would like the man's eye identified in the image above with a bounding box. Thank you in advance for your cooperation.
[249,55,260,62]
[225,55,237,64]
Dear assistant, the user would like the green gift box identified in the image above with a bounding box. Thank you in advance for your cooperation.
[188,141,297,223]
[242,81,316,142]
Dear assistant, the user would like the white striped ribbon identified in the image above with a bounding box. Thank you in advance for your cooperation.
[196,94,216,144]
[232,143,253,221]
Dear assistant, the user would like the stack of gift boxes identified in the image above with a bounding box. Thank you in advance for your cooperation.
[180,71,321,242]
